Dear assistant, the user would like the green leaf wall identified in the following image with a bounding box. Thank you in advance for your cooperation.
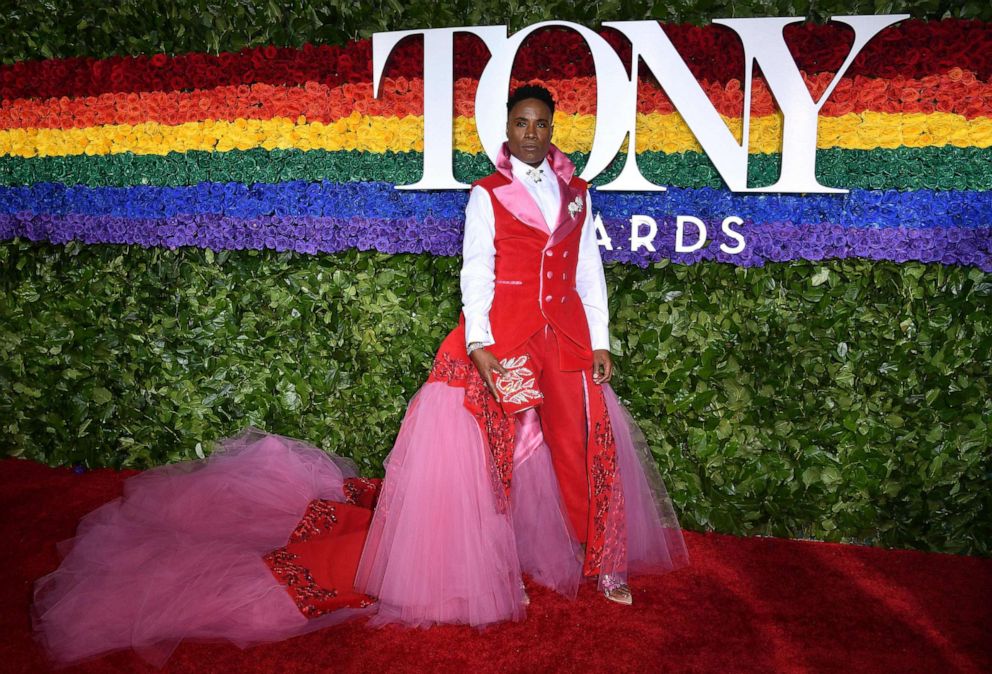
[2,240,989,554]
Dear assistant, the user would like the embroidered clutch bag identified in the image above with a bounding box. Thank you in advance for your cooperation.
[492,354,544,414]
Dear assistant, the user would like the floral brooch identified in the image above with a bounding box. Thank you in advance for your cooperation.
[567,195,584,218]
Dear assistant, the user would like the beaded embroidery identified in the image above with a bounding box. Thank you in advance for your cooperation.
[263,499,377,618]
[428,350,516,496]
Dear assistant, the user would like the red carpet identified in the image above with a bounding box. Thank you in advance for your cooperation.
[2,457,989,673]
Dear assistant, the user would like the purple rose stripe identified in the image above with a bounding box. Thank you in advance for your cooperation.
[2,212,989,271]
[596,218,992,270]
[0,212,466,257]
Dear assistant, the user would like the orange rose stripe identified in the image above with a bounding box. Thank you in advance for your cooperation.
[2,70,990,131]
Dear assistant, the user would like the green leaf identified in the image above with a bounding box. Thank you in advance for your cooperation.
[820,466,842,488]
[91,387,113,404]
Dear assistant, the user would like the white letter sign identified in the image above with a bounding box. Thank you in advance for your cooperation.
[372,15,908,193]
[372,26,506,190]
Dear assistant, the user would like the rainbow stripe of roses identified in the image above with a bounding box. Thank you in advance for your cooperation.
[1,20,990,270]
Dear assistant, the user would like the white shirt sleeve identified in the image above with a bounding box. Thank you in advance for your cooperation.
[460,185,497,348]
[575,190,611,352]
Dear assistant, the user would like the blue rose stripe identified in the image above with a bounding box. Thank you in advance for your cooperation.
[3,213,989,271]
[1,182,991,229]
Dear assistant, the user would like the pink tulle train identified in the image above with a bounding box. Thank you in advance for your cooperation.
[31,431,376,667]
[32,383,687,666]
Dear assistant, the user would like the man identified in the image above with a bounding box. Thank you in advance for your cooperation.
[361,85,689,622]
[460,84,630,604]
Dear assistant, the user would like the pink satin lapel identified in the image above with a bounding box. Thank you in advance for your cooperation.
[492,143,550,236]
[546,144,576,184]
[546,144,583,245]
[492,181,552,236]
[548,179,584,246]
[491,142,582,240]
[495,142,515,181]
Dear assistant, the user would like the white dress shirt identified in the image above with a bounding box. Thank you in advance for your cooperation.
[461,155,611,352]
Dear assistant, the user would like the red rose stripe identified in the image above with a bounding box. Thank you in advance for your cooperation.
[3,69,990,131]
[2,19,990,102]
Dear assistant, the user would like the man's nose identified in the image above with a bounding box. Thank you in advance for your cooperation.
[524,123,537,138]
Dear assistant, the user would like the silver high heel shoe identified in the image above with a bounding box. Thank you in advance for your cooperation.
[602,574,632,605]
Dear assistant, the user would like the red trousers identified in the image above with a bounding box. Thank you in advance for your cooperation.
[519,326,593,543]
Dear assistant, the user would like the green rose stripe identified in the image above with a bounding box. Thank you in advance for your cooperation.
[2,147,991,191]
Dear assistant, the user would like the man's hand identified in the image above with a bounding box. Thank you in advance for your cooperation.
[592,349,613,385]
[470,348,508,398]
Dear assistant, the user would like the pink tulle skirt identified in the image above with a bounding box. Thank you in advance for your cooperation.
[32,383,688,666]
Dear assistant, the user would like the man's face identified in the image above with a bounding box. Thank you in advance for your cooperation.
[505,98,553,168]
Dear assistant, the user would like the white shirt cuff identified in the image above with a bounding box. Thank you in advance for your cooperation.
[464,319,495,348]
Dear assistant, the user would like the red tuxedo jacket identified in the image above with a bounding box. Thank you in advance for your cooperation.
[428,146,614,550]
[470,146,594,371]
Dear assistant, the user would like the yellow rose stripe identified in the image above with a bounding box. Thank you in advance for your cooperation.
[1,111,989,159]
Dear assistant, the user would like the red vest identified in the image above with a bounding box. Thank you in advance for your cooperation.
[472,171,593,371]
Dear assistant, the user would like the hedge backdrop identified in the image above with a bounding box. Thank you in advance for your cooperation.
[1,1,990,556]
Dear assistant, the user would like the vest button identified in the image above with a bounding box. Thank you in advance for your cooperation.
[563,250,569,258]
[562,272,568,280]
[545,250,553,257]
[560,296,567,303]
[546,271,553,279]
[545,295,553,303]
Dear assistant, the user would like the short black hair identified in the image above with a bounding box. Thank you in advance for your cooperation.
[506,84,555,117]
